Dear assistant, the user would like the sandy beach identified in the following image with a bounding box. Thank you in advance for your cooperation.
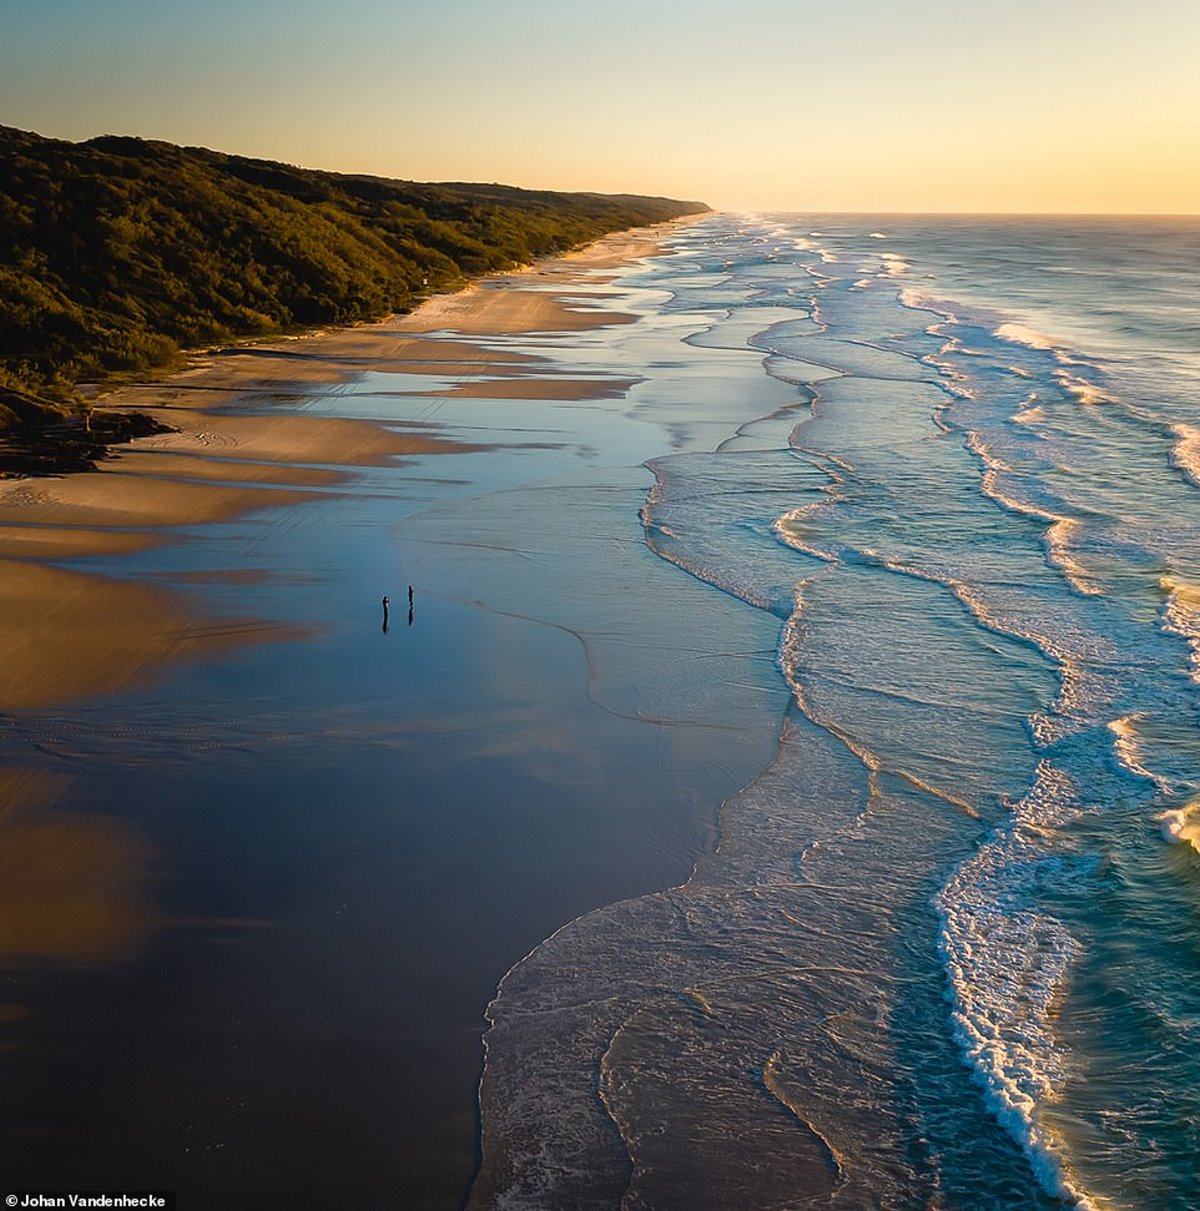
[6,0,1191,1198]
[0,222,680,712]
[0,214,798,1209]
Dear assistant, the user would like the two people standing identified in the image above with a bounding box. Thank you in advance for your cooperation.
[381,585,414,633]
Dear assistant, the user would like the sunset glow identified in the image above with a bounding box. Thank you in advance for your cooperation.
[3,0,1197,212]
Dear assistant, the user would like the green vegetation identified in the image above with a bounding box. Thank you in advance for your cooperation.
[0,123,707,456]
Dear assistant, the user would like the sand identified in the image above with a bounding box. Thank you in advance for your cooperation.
[395,284,637,335]
[0,767,158,965]
[0,525,161,560]
[0,558,304,712]
[0,219,681,710]
[117,409,477,467]
[0,214,775,1209]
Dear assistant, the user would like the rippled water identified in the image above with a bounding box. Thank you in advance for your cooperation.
[5,214,1197,1209]
[473,215,1200,1210]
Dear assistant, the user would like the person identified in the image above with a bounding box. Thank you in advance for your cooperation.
[381,594,390,633]
[407,584,414,626]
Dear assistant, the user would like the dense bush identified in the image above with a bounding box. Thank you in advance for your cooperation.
[0,124,707,415]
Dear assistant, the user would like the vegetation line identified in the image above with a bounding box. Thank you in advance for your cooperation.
[0,124,708,473]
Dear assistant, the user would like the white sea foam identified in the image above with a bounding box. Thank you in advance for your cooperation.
[777,582,888,814]
[773,505,840,564]
[920,322,977,400]
[1170,423,1200,489]
[995,322,1059,352]
[897,284,952,318]
[1011,391,1043,422]
[993,323,1100,379]
[1161,574,1200,683]
[1159,799,1200,854]
[640,465,779,609]
[1046,517,1104,597]
[847,541,1093,745]
[809,449,857,476]
[777,584,811,708]
[966,430,1016,480]
[1054,370,1114,407]
[935,762,1099,1210]
[1107,715,1170,792]
[868,232,887,239]
[880,252,909,277]
[770,457,842,566]
[964,431,1101,597]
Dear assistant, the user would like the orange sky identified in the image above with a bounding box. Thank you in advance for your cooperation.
[3,0,1197,212]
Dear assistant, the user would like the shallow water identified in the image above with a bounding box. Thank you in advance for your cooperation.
[3,215,1198,1209]
[469,215,1200,1210]
[0,249,789,1209]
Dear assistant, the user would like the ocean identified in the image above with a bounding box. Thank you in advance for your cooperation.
[469,215,1200,1209]
[2,213,1198,1209]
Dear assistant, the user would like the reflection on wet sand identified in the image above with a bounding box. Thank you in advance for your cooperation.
[0,218,721,1207]
[0,769,158,966]
[0,559,299,712]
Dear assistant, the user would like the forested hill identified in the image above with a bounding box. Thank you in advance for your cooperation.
[0,125,708,422]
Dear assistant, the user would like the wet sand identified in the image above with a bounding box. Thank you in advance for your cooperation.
[0,255,671,752]
[0,216,797,1208]
[0,768,158,965]
[0,442,417,711]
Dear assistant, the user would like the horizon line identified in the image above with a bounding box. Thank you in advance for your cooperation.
[8,124,1197,220]
[716,208,1200,220]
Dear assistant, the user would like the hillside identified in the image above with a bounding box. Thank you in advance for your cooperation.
[0,124,707,466]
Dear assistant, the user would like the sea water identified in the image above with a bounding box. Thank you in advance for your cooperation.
[4,213,1198,1210]
[471,215,1200,1210]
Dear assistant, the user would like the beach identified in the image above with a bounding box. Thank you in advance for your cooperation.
[0,217,789,1208]
[0,223,674,713]
[5,213,1200,1210]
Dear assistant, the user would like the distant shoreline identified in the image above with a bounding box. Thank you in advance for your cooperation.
[0,122,708,439]
[0,213,706,480]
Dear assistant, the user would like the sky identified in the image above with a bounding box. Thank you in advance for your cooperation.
[2,0,1197,213]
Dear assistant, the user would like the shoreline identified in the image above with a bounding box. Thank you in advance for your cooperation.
[0,216,696,481]
[0,217,692,713]
[0,206,802,1208]
[87,217,695,424]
